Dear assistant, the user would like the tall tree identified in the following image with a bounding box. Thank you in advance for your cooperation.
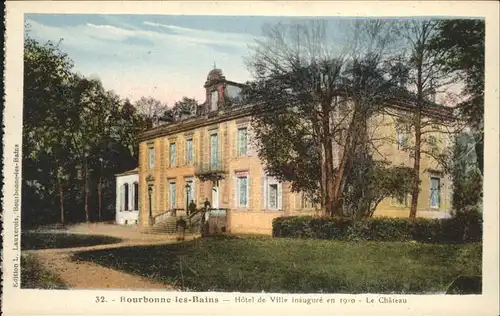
[23,30,150,225]
[134,96,169,127]
[394,20,455,221]
[23,32,77,225]
[162,97,199,122]
[429,19,485,175]
[246,20,406,216]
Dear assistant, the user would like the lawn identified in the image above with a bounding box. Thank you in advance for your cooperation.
[21,253,67,289]
[72,236,482,294]
[21,232,122,250]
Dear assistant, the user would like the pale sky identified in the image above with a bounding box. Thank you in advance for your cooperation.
[25,14,465,107]
[25,14,339,106]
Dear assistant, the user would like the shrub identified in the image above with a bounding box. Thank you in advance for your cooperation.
[272,213,482,244]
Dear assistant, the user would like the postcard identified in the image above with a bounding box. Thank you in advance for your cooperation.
[2,1,499,315]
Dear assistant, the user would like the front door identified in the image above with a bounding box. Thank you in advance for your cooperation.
[212,185,219,209]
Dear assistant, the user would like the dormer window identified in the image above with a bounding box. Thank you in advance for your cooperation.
[210,90,218,111]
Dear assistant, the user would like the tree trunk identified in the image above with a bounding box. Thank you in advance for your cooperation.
[331,107,360,215]
[323,137,336,216]
[409,57,424,221]
[98,176,102,222]
[409,108,421,221]
[320,146,327,213]
[320,98,338,217]
[58,176,65,225]
[84,159,90,223]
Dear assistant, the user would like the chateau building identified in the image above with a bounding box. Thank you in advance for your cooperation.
[137,69,453,234]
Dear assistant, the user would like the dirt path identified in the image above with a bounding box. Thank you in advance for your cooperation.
[26,224,199,290]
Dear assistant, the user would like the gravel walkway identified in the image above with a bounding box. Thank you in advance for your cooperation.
[25,223,199,290]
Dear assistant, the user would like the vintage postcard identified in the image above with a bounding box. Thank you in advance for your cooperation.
[2,1,499,315]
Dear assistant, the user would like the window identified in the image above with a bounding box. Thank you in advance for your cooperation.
[169,143,176,167]
[237,127,248,156]
[169,181,176,209]
[148,147,154,168]
[210,133,218,169]
[301,195,313,209]
[428,136,438,155]
[210,91,218,111]
[133,182,139,210]
[430,177,441,208]
[123,183,129,211]
[396,126,409,150]
[186,178,195,203]
[186,138,193,165]
[268,184,278,209]
[236,176,248,208]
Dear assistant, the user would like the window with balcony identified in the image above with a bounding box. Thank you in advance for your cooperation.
[186,138,193,165]
[169,143,176,167]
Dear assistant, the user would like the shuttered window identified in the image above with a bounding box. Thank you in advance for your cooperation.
[210,133,218,169]
[148,147,154,168]
[236,176,248,208]
[237,127,248,156]
[169,143,176,167]
[186,138,193,164]
[169,181,176,209]
[430,177,440,208]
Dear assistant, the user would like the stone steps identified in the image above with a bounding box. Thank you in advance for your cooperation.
[143,213,203,235]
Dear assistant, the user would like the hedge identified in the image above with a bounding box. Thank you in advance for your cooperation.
[272,210,482,244]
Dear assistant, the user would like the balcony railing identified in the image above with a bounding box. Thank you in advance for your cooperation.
[194,159,227,181]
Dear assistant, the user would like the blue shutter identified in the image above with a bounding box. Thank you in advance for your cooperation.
[242,128,248,155]
[170,143,176,167]
[149,148,154,168]
[210,134,218,169]
[430,178,440,208]
[186,139,193,164]
[241,177,248,207]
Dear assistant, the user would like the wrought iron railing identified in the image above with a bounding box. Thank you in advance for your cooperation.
[194,160,227,180]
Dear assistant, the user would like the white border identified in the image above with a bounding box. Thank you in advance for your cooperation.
[3,1,499,315]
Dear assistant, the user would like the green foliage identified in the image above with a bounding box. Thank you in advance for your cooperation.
[342,150,416,218]
[21,253,67,289]
[170,97,198,120]
[73,237,482,293]
[429,19,485,174]
[451,132,483,211]
[23,30,151,226]
[272,214,482,244]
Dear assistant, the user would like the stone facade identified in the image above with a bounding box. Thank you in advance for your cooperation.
[137,69,453,234]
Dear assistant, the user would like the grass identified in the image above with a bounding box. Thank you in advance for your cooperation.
[21,253,67,289]
[21,232,122,250]
[72,236,482,294]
